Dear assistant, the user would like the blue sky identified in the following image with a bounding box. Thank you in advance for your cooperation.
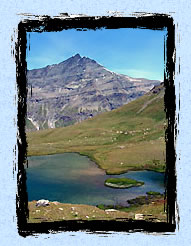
[27,28,167,80]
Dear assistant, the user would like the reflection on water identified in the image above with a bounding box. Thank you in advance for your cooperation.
[26,153,165,206]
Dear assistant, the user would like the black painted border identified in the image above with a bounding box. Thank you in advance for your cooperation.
[15,15,176,237]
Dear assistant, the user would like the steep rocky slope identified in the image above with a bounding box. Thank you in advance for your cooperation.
[27,54,160,131]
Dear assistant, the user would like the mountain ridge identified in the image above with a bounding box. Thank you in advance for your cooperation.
[27,54,161,131]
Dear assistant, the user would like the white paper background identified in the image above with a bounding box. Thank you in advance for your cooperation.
[0,0,190,245]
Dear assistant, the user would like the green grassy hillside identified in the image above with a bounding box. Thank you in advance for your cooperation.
[27,84,166,174]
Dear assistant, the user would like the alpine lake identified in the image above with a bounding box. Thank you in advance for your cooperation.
[26,153,165,207]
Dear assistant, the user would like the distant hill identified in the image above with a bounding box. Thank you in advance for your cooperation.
[27,83,166,174]
[27,54,160,131]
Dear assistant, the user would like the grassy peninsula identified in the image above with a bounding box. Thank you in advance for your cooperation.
[27,85,166,174]
[104,178,144,189]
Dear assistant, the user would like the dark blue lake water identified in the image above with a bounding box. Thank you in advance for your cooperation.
[26,153,165,206]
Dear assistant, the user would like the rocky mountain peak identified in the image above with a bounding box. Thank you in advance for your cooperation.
[27,55,160,131]
[73,53,81,59]
[69,53,81,61]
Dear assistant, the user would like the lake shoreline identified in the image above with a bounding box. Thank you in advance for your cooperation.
[27,151,165,175]
[28,192,166,223]
[27,152,165,207]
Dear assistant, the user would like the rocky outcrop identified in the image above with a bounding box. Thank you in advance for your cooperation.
[135,213,144,220]
[36,199,50,207]
[27,54,160,131]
